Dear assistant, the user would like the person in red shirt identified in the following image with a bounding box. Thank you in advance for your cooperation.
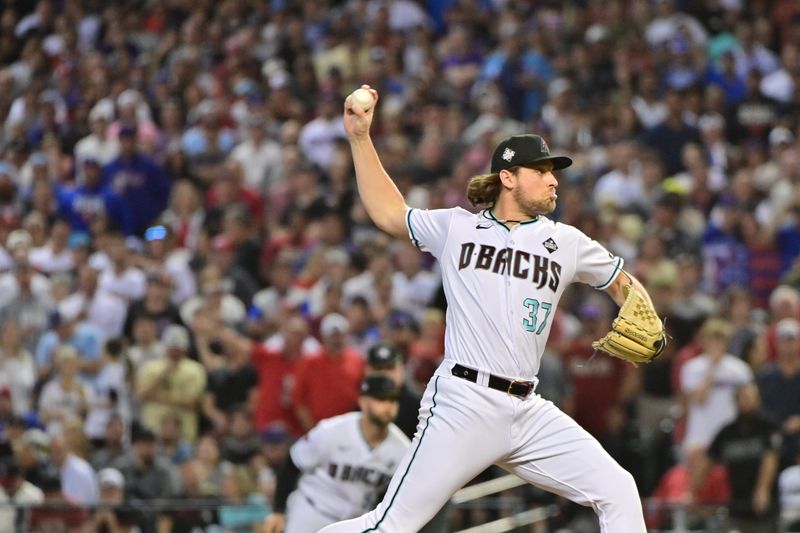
[645,453,730,529]
[205,159,263,223]
[292,313,365,432]
[220,314,319,437]
[561,300,639,438]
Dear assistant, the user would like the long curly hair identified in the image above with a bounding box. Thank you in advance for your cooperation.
[466,172,503,208]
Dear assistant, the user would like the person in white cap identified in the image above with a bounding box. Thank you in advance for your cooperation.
[292,313,364,431]
[74,101,119,171]
[136,324,206,442]
[97,467,124,496]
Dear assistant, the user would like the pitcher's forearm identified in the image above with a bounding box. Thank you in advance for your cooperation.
[350,136,408,238]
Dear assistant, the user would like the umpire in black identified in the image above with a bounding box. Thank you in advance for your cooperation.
[366,342,450,533]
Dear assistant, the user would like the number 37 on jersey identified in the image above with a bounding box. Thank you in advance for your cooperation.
[522,298,552,334]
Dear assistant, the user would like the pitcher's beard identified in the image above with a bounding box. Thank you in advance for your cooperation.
[513,189,557,217]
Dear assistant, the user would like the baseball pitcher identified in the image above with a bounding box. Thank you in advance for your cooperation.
[318,86,665,533]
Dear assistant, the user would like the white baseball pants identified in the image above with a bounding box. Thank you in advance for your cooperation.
[319,362,646,533]
[286,491,338,533]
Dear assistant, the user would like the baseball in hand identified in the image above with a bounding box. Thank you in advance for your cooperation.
[351,88,374,111]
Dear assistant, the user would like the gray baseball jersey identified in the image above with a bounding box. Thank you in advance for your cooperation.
[287,412,410,528]
[406,207,622,380]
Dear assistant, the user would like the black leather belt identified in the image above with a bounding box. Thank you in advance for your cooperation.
[451,363,534,398]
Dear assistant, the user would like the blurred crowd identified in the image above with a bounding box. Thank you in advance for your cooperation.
[0,0,799,531]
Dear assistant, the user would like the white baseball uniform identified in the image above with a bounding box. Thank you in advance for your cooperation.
[320,207,646,533]
[284,412,410,533]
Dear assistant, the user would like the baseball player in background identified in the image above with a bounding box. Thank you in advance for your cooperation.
[318,86,665,532]
[262,375,409,533]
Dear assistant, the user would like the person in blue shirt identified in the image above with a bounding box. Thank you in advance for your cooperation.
[103,125,171,236]
[34,306,104,386]
[703,52,747,106]
[480,30,555,121]
[57,158,119,233]
[700,195,748,294]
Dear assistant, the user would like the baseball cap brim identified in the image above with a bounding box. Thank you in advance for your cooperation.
[519,155,573,171]
[363,390,400,401]
[490,134,574,173]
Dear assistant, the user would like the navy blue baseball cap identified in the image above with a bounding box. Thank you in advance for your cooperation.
[367,342,401,369]
[119,124,137,137]
[360,375,400,400]
[490,134,572,173]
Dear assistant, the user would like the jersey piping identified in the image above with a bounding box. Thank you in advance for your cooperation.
[361,376,440,532]
[593,257,623,290]
[485,209,540,232]
[407,209,420,248]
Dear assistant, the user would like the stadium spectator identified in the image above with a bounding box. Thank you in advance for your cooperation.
[159,180,205,252]
[155,412,192,467]
[135,325,206,443]
[0,321,35,417]
[74,104,118,170]
[163,460,219,532]
[89,415,127,471]
[693,383,780,532]
[220,406,262,465]
[127,313,165,373]
[180,265,247,328]
[200,326,257,435]
[34,303,103,384]
[0,255,51,352]
[292,313,364,431]
[757,317,800,467]
[103,125,170,236]
[38,346,91,438]
[113,423,176,503]
[230,115,283,194]
[28,217,73,274]
[194,435,227,495]
[205,159,263,227]
[0,460,44,531]
[85,467,144,533]
[221,315,313,437]
[298,92,347,170]
[83,338,128,444]
[49,434,98,505]
[779,448,800,532]
[61,264,127,339]
[95,231,146,303]
[122,269,182,339]
[390,240,439,321]
[141,224,197,305]
[680,318,753,454]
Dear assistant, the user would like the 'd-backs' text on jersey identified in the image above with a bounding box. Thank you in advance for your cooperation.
[291,412,410,521]
[407,207,623,380]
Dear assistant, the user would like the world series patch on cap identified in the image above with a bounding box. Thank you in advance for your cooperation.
[367,342,400,369]
[490,134,573,173]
